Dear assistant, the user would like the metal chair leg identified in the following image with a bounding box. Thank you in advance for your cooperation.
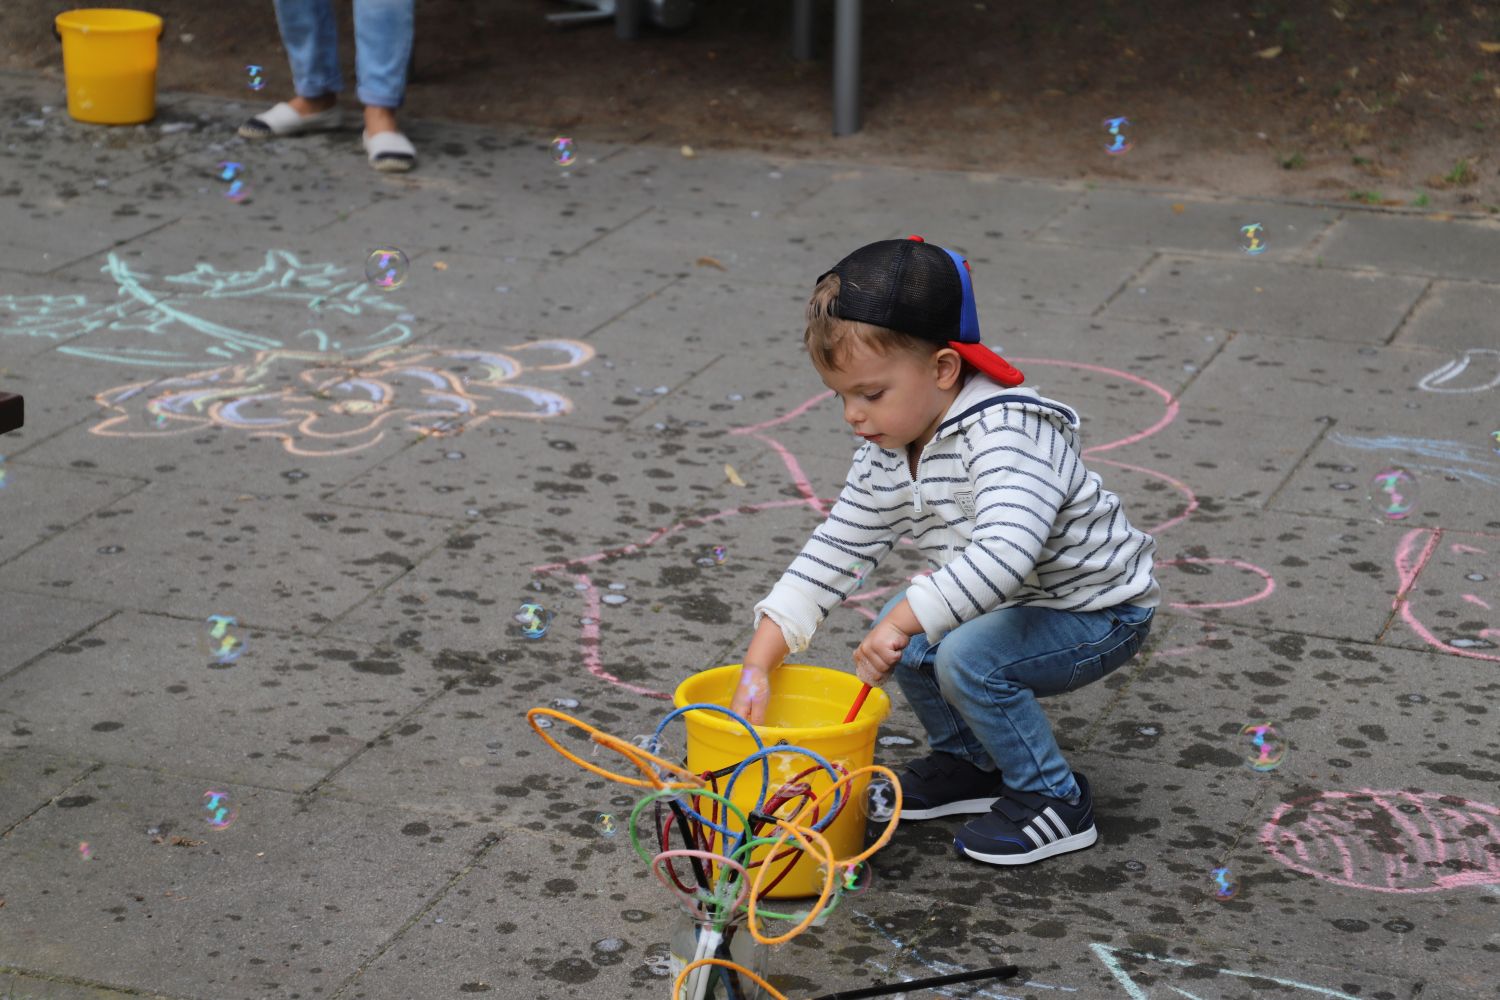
[832,0,861,135]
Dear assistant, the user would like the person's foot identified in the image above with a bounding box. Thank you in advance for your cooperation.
[363,105,399,136]
[238,96,340,140]
[289,94,337,116]
[953,772,1098,866]
[361,107,416,172]
[891,751,1006,820]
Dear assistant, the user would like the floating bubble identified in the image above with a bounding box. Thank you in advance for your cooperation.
[365,247,409,290]
[864,777,897,822]
[514,603,551,639]
[218,161,249,202]
[1210,866,1239,899]
[1240,721,1285,772]
[79,842,92,861]
[595,812,618,837]
[246,64,265,90]
[550,136,576,166]
[1102,115,1133,155]
[1368,466,1419,520]
[847,560,869,589]
[1238,222,1268,255]
[818,860,873,897]
[197,614,247,665]
[712,545,728,564]
[1492,429,1500,454]
[202,789,238,831]
[0,456,8,489]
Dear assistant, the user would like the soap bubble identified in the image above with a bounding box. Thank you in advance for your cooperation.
[78,842,92,861]
[712,546,728,564]
[595,812,618,837]
[1102,115,1133,155]
[197,614,247,665]
[864,777,897,822]
[1238,222,1268,255]
[202,789,238,831]
[365,247,409,290]
[818,860,873,897]
[218,161,249,202]
[246,64,265,90]
[1240,721,1285,772]
[550,136,576,166]
[1367,466,1419,520]
[1210,866,1239,899]
[514,603,551,639]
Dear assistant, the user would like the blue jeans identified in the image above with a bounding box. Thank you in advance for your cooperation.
[272,0,415,109]
[878,593,1153,801]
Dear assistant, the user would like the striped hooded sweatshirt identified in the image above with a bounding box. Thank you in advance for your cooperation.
[754,373,1160,653]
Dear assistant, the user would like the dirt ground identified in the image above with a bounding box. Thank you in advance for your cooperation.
[5,0,1500,214]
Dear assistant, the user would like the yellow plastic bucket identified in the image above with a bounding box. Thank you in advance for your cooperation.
[54,9,164,125]
[673,664,890,899]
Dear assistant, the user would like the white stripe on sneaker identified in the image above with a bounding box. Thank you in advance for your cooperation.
[1041,806,1070,839]
[1023,824,1048,850]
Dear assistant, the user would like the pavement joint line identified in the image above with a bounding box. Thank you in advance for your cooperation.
[0,607,121,687]
[37,217,180,281]
[1259,408,1337,512]
[326,829,507,1000]
[1294,206,1346,264]
[1382,276,1437,348]
[571,270,688,342]
[0,473,152,569]
[1374,526,1445,648]
[0,964,196,1000]
[308,521,473,640]
[1090,247,1164,319]
[0,761,104,840]
[554,202,659,264]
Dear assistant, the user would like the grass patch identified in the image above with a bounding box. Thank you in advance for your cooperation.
[1413,193,1430,208]
[1280,151,1307,170]
[1445,159,1475,184]
[1348,190,1383,204]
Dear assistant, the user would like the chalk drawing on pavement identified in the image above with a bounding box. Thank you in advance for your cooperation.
[1416,348,1500,394]
[88,340,593,457]
[1392,531,1500,662]
[1091,944,1363,999]
[0,251,412,368]
[1262,787,1500,894]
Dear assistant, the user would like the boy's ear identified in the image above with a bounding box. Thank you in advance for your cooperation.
[934,347,965,389]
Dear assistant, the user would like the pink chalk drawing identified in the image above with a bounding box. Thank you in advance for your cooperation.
[531,358,1273,698]
[1391,530,1500,663]
[88,341,593,457]
[1262,788,1500,894]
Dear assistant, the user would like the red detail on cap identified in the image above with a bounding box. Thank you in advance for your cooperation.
[951,341,1025,388]
[962,259,972,273]
[906,234,925,242]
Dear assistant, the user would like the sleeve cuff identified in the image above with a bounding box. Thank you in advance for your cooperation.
[903,577,960,645]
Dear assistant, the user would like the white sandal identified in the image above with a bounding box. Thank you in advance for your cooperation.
[362,130,417,173]
[238,101,341,139]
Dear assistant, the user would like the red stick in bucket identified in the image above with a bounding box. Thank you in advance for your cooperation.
[842,683,872,724]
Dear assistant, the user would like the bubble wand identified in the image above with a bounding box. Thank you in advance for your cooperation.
[842,683,872,724]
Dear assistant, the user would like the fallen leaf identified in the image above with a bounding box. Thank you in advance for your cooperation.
[1479,41,1500,53]
[681,145,696,158]
[1256,46,1283,59]
[725,464,746,487]
[695,256,727,271]
[432,261,448,271]
[1171,202,1186,213]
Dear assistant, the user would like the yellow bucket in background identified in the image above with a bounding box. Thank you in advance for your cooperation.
[55,9,164,125]
[673,664,890,899]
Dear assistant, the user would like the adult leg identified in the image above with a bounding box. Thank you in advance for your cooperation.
[273,0,342,112]
[353,0,415,124]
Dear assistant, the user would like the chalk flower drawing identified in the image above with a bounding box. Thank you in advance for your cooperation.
[1262,788,1500,894]
[88,341,594,457]
[0,251,412,368]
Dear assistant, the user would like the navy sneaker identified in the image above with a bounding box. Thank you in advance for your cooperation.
[953,772,1098,865]
[891,752,1006,820]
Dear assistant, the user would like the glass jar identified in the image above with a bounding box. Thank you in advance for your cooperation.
[668,912,772,1000]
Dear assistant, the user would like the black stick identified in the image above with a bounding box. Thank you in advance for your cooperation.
[808,964,1019,1000]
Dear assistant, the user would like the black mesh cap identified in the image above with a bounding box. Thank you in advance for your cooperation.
[818,238,964,344]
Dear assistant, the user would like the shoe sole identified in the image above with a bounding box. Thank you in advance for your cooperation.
[900,796,1001,821]
[955,825,1098,865]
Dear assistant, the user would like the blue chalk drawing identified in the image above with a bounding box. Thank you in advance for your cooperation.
[1328,431,1500,489]
[0,251,412,369]
[1090,944,1363,1000]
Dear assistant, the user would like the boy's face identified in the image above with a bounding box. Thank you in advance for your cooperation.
[816,339,964,454]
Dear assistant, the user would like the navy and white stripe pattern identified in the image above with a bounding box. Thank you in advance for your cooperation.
[754,374,1160,652]
[1023,806,1074,850]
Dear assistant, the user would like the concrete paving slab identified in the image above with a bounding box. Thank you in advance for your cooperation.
[0,764,485,1000]
[1152,510,1402,641]
[555,144,835,218]
[782,168,1083,241]
[0,271,170,364]
[1036,187,1339,256]
[1105,254,1428,345]
[0,609,457,790]
[0,460,146,564]
[1316,211,1500,281]
[964,238,1154,317]
[1372,526,1500,659]
[0,484,446,630]
[1393,278,1500,356]
[0,591,113,683]
[0,749,98,830]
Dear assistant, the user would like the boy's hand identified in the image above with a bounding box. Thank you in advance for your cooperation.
[853,621,909,687]
[730,664,772,725]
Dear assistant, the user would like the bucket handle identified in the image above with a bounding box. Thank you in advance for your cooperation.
[53,17,167,42]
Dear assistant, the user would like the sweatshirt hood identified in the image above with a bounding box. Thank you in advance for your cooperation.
[933,373,1081,441]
